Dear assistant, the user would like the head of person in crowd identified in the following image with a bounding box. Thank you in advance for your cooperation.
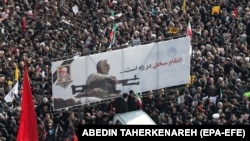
[129,90,135,97]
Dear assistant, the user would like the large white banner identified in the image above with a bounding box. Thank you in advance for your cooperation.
[52,37,191,110]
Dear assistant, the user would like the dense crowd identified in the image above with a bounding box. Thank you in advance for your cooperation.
[0,0,249,140]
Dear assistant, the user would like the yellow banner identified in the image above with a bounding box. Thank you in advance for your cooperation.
[169,28,179,34]
[15,66,19,80]
[182,0,187,11]
[211,6,220,15]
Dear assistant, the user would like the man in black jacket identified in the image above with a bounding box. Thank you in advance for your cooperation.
[127,90,139,112]
[112,93,129,114]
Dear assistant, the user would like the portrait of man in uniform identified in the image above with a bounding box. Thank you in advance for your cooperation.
[57,65,71,83]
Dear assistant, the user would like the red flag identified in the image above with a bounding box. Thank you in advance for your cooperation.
[233,6,238,18]
[17,63,38,141]
[187,20,192,40]
[74,133,78,141]
[2,0,7,5]
[22,17,27,32]
[109,0,113,7]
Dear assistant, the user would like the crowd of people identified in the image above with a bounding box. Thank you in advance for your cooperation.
[0,0,249,140]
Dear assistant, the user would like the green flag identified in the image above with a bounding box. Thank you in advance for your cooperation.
[109,23,117,48]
